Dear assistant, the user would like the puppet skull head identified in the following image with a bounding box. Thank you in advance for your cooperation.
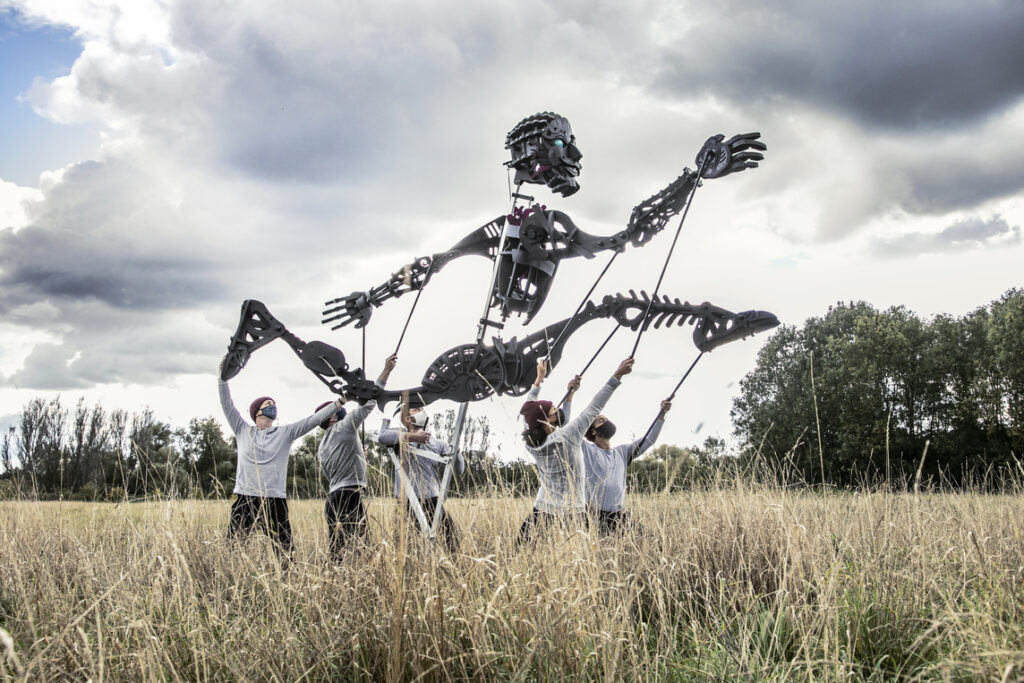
[505,112,582,197]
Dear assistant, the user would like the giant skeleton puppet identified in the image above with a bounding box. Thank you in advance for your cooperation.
[218,113,777,539]
[220,113,775,405]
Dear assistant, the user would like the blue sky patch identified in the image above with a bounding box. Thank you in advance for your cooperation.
[0,9,96,186]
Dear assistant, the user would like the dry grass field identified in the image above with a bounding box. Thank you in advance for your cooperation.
[2,486,1023,681]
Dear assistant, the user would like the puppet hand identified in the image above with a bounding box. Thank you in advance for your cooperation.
[323,291,374,329]
[696,132,765,180]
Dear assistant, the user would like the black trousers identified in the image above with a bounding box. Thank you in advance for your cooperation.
[227,495,292,555]
[404,496,459,554]
[325,487,368,558]
[596,509,632,535]
[517,507,588,546]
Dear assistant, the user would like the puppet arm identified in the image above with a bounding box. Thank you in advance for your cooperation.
[322,216,505,329]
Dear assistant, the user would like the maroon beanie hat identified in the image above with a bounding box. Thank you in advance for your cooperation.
[249,396,274,422]
[520,399,553,430]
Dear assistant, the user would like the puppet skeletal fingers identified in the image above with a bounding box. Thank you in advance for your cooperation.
[322,291,374,330]
[697,132,766,180]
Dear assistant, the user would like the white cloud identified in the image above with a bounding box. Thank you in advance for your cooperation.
[0,177,42,230]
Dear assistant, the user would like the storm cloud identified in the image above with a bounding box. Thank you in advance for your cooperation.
[871,214,1021,257]
[0,160,226,315]
[652,0,1024,131]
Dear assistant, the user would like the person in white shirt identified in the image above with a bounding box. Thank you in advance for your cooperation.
[218,356,342,556]
[583,398,671,534]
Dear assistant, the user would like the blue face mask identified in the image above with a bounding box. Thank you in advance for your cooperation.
[334,406,347,421]
[259,405,277,420]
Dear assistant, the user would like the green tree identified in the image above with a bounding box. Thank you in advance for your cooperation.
[733,294,1023,489]
[989,288,1024,442]
[177,417,236,496]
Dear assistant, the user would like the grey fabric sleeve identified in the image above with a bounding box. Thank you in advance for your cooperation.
[562,376,620,443]
[218,380,246,435]
[340,380,384,432]
[377,429,400,447]
[624,418,664,464]
[285,401,340,440]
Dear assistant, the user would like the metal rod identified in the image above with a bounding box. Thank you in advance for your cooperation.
[431,401,468,538]
[557,326,620,407]
[667,351,704,400]
[543,250,620,364]
[632,351,704,459]
[394,260,434,356]
[361,326,367,443]
[629,156,710,359]
[428,193,523,543]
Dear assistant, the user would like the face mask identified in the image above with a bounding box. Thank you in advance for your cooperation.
[594,420,616,439]
[334,406,347,421]
[409,411,429,428]
[259,405,277,421]
[555,408,566,426]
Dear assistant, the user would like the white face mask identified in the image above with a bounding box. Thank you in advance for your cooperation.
[409,410,429,428]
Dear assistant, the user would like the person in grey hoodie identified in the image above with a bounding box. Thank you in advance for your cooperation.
[316,353,397,559]
[517,357,634,544]
[219,355,342,555]
[583,398,672,534]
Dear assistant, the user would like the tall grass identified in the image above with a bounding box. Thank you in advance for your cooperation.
[2,482,1023,681]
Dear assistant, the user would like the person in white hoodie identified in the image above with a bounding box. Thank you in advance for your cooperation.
[517,357,634,543]
[583,398,671,534]
[218,355,342,555]
[316,353,397,559]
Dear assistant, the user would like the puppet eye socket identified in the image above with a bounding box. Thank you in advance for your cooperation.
[554,139,565,148]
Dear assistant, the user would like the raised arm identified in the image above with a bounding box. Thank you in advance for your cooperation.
[525,358,547,401]
[217,355,248,435]
[625,399,672,463]
[562,358,633,443]
[218,379,247,436]
[284,399,344,441]
[562,374,581,422]
[378,424,430,448]
[341,354,397,431]
[377,426,401,448]
[322,217,505,330]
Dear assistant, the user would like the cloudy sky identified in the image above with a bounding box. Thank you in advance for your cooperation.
[1,0,1022,460]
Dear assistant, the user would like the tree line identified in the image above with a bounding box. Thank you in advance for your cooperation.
[731,287,1024,489]
[0,398,548,500]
